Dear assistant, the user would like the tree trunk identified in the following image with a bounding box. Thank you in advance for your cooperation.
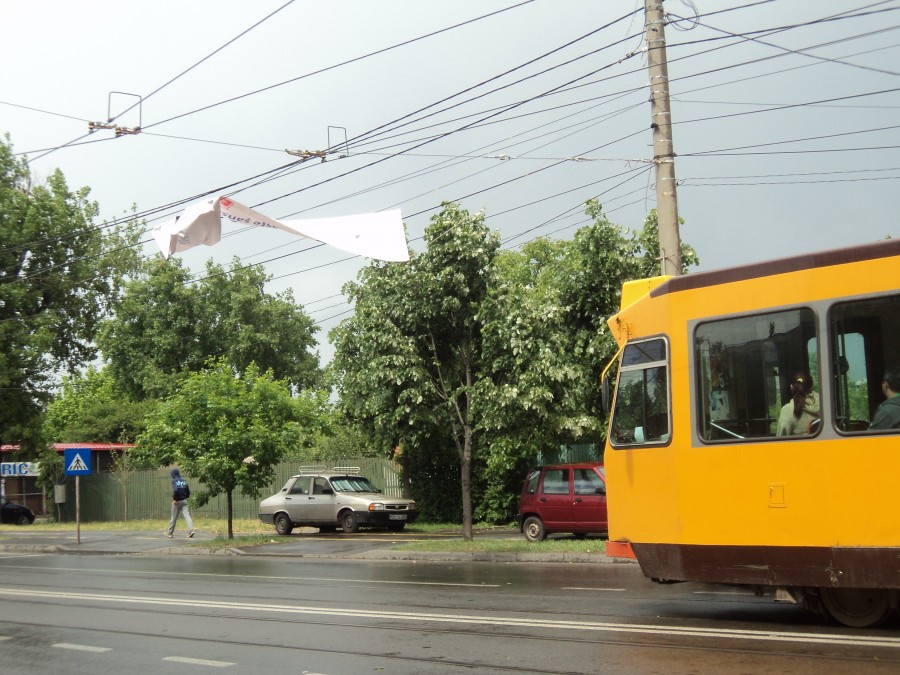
[460,423,473,542]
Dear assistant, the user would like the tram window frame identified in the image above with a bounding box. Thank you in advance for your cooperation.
[609,337,671,448]
[829,293,900,435]
[694,308,820,443]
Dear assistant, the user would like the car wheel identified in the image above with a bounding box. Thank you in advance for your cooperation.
[522,516,546,542]
[340,511,359,533]
[274,513,293,536]
[15,513,31,526]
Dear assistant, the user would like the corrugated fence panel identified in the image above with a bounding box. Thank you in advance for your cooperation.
[54,459,403,522]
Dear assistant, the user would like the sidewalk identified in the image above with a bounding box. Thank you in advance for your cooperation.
[0,528,629,564]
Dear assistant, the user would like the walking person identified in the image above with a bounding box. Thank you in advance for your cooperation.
[166,468,195,538]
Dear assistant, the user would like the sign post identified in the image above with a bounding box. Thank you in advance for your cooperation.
[64,449,92,544]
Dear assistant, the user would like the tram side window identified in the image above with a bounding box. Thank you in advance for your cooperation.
[830,293,900,433]
[695,309,818,442]
[610,338,670,447]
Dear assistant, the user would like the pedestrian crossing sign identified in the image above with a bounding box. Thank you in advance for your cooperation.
[64,448,92,475]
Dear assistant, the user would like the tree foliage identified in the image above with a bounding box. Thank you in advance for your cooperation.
[0,136,141,451]
[331,203,497,540]
[331,200,699,528]
[44,367,154,443]
[98,257,321,401]
[136,360,321,538]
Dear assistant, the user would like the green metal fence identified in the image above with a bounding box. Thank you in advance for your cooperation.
[55,458,403,523]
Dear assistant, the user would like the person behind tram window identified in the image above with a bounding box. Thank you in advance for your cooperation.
[776,371,821,436]
[870,367,900,430]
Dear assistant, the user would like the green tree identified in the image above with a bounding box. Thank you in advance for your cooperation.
[136,360,319,538]
[633,208,700,278]
[331,201,700,529]
[331,203,497,540]
[98,257,321,401]
[35,445,65,522]
[0,136,141,451]
[44,367,154,443]
[472,203,649,520]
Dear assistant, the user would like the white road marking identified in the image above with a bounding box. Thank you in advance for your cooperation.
[53,643,112,653]
[3,587,899,649]
[163,656,234,667]
[0,563,498,588]
[0,636,12,641]
[563,587,626,592]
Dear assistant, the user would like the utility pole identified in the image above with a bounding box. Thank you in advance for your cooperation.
[645,0,682,276]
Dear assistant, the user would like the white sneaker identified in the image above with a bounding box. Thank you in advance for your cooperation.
[165,532,173,538]
[188,530,195,538]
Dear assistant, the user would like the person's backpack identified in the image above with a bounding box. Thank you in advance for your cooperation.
[173,478,190,501]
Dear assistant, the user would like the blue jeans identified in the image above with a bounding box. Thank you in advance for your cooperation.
[167,499,193,535]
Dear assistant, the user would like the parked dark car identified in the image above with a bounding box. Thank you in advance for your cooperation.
[1,496,35,525]
[516,462,607,542]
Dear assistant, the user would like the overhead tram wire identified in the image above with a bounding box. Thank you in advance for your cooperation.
[2,0,308,259]
[670,42,900,105]
[10,4,893,296]
[3,0,692,266]
[16,20,876,269]
[111,9,648,231]
[246,22,657,215]
[140,1,541,133]
[193,128,657,288]
[3,80,884,294]
[668,11,900,77]
[248,4,900,195]
[340,12,645,152]
[23,0,297,165]
[281,97,647,220]
[1,14,643,277]
[681,123,900,157]
[88,43,888,290]
[504,3,900,106]
[310,174,659,328]
[223,19,649,207]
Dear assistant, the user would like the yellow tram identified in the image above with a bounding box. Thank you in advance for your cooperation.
[603,238,900,627]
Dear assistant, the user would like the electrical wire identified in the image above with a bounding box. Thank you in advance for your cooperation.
[23,0,297,164]
[5,1,899,325]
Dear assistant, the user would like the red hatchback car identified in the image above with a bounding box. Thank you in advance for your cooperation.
[516,461,607,542]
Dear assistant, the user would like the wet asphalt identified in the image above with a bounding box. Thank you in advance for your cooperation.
[0,527,627,565]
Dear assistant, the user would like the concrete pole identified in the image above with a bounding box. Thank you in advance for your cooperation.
[645,0,682,276]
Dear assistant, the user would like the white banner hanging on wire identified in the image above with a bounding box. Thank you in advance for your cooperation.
[153,197,409,262]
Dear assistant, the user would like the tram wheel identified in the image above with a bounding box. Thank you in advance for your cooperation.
[819,588,892,628]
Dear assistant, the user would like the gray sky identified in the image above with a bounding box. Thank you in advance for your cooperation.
[3,0,898,364]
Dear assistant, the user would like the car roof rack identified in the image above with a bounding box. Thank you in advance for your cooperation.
[331,466,361,475]
[299,465,327,473]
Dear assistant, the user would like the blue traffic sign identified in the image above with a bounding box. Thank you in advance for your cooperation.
[64,448,92,476]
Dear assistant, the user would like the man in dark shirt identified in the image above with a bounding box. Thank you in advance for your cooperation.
[870,367,900,430]
[165,467,195,538]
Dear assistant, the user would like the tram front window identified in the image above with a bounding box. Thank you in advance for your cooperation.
[695,308,818,442]
[610,338,670,446]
